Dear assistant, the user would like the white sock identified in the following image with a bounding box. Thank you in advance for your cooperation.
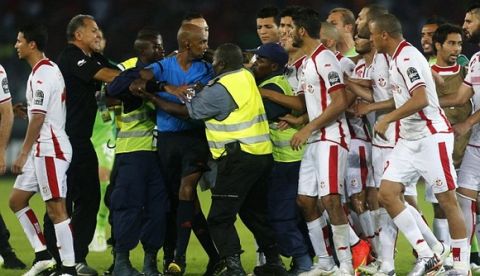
[457,194,476,243]
[331,224,353,272]
[378,208,396,268]
[372,209,382,256]
[393,208,433,258]
[349,210,363,237]
[349,224,360,246]
[307,217,334,268]
[54,219,75,267]
[405,203,442,251]
[15,207,47,252]
[451,238,470,273]
[433,218,450,247]
[359,211,376,246]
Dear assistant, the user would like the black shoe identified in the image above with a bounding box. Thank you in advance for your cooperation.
[253,263,288,276]
[49,265,77,276]
[113,252,142,276]
[1,251,27,269]
[219,254,245,276]
[75,262,98,276]
[203,258,225,276]
[143,251,160,276]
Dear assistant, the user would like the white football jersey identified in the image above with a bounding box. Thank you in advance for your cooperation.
[285,55,306,94]
[299,43,350,148]
[388,41,451,140]
[0,64,11,104]
[463,51,480,147]
[26,59,72,159]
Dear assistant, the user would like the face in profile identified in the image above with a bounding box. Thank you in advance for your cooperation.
[464,11,480,43]
[77,18,101,53]
[189,30,209,59]
[257,17,280,44]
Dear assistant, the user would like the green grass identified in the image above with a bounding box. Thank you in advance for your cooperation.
[0,177,448,275]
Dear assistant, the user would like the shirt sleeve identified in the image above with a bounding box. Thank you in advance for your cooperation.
[316,51,345,94]
[261,83,290,121]
[464,54,480,87]
[340,57,356,77]
[29,69,53,114]
[396,55,426,94]
[0,66,11,103]
[69,49,104,83]
[146,61,165,82]
[186,83,237,120]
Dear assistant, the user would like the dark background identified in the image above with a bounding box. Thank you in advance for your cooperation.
[0,0,477,138]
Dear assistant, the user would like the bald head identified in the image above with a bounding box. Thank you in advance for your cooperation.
[321,22,340,41]
[177,23,204,50]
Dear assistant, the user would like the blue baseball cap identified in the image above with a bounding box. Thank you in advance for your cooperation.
[253,43,288,67]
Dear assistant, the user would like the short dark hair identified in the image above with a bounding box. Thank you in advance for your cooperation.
[292,8,321,39]
[280,5,302,18]
[424,16,446,27]
[215,43,243,70]
[66,14,95,41]
[257,5,279,25]
[136,27,161,39]
[364,4,388,23]
[182,12,204,23]
[432,23,463,55]
[371,13,402,38]
[18,23,48,52]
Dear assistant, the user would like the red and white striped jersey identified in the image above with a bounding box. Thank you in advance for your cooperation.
[299,43,350,148]
[389,40,451,140]
[346,57,372,142]
[431,63,461,76]
[26,58,71,160]
[285,55,306,94]
[463,51,480,147]
[0,64,11,104]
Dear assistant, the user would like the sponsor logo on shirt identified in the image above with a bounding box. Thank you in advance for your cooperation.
[328,71,341,86]
[34,90,44,105]
[406,67,420,82]
[1,78,9,94]
[77,59,86,67]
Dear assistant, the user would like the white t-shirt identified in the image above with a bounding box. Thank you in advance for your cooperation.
[299,43,350,148]
[388,40,451,140]
[463,51,480,147]
[285,55,306,93]
[26,59,72,159]
[0,64,11,104]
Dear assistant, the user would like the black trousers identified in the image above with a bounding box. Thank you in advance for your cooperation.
[44,142,100,263]
[0,213,12,254]
[207,144,278,259]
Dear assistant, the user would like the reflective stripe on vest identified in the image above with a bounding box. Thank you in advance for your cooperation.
[260,75,305,162]
[115,102,156,154]
[205,68,272,159]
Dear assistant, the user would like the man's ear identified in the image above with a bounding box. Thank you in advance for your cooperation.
[271,62,279,72]
[345,23,354,34]
[434,42,441,53]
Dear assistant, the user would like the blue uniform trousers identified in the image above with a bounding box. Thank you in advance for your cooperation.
[111,151,168,252]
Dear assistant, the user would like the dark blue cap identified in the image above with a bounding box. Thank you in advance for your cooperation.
[254,43,288,67]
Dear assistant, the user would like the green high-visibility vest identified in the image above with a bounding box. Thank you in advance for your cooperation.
[259,75,304,162]
[115,102,156,154]
[205,69,272,159]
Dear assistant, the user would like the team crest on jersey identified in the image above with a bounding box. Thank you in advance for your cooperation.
[377,77,386,87]
[351,179,358,187]
[306,84,314,94]
[406,67,420,82]
[1,78,9,94]
[327,71,341,86]
[34,90,44,105]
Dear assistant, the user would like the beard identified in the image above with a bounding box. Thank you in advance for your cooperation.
[467,28,480,44]
[291,33,303,48]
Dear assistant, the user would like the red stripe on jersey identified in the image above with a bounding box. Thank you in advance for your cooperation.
[355,64,366,77]
[362,117,372,141]
[51,126,66,161]
[311,44,328,60]
[0,97,11,104]
[392,40,411,60]
[335,51,344,61]
[293,55,306,69]
[383,53,390,67]
[337,120,347,148]
[328,145,339,194]
[418,110,437,134]
[346,118,356,139]
[30,109,47,114]
[45,157,61,199]
[25,209,46,245]
[32,59,53,75]
[438,141,456,190]
[408,82,426,95]
[395,120,401,143]
[437,107,453,132]
[464,80,472,87]
[359,146,368,190]
[328,83,346,94]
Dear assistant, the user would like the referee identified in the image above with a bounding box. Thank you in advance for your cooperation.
[43,14,119,276]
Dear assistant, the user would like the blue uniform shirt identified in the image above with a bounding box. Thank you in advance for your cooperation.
[147,56,214,132]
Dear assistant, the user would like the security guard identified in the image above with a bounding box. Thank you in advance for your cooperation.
[131,43,286,276]
[105,32,168,276]
[251,42,312,274]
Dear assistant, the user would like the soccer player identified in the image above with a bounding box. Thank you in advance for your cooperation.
[421,17,446,65]
[370,14,468,275]
[9,24,76,276]
[326,8,357,57]
[290,8,354,275]
[256,6,280,45]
